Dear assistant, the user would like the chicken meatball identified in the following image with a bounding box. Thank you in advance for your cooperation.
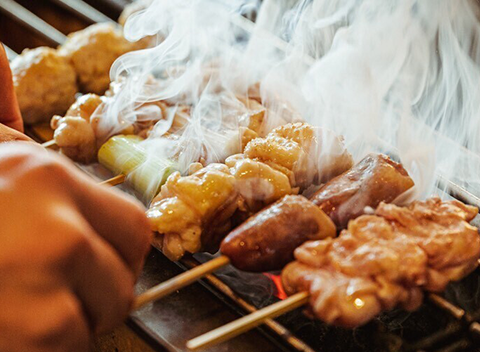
[11,47,77,124]
[59,23,147,95]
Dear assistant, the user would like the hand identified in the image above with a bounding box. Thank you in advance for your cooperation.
[0,142,151,352]
[0,44,23,133]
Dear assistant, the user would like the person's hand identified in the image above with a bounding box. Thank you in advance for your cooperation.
[0,44,24,133]
[0,142,151,352]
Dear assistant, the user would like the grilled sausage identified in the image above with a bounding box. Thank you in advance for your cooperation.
[221,195,335,272]
[310,154,414,229]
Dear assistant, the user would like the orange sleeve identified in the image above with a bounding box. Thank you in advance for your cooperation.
[0,44,23,132]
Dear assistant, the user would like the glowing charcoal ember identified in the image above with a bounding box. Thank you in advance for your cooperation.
[282,197,480,328]
[98,135,177,201]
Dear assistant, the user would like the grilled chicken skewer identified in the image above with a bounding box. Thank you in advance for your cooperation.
[147,122,353,261]
[134,153,412,308]
[187,197,480,350]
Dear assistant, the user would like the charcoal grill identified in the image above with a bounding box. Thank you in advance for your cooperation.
[2,1,480,351]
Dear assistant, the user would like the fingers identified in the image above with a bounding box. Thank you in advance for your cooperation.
[0,142,151,278]
[56,156,152,277]
[0,123,32,143]
[50,208,135,333]
[0,44,24,132]
[0,285,90,352]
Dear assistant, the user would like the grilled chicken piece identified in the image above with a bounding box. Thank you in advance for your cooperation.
[11,47,77,124]
[147,122,352,261]
[59,23,147,95]
[147,164,239,261]
[51,94,103,163]
[244,122,353,190]
[311,154,414,229]
[221,195,336,272]
[282,197,480,328]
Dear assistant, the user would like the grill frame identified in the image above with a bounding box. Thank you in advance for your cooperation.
[3,1,480,351]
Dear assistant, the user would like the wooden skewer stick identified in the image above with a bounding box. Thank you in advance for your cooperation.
[42,139,57,148]
[186,291,309,351]
[100,174,126,187]
[133,255,231,310]
[40,139,126,186]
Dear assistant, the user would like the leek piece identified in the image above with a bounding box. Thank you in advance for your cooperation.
[98,135,176,201]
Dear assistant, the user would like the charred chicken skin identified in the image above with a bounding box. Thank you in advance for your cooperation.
[311,153,414,228]
[282,197,480,328]
[147,122,353,261]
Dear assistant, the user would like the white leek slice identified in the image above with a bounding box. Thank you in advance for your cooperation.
[98,135,176,201]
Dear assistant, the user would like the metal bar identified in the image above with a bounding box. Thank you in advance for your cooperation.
[2,44,17,60]
[48,0,114,24]
[0,0,67,45]
[408,322,463,351]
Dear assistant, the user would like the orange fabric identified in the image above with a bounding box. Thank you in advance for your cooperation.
[0,44,23,132]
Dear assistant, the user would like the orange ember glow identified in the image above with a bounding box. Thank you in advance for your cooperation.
[263,273,288,300]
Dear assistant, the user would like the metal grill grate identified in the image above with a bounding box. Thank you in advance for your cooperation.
[2,1,480,351]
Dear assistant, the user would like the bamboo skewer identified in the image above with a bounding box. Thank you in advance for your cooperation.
[133,255,231,310]
[41,139,126,186]
[100,174,126,187]
[186,291,310,351]
[42,139,57,148]
[183,258,480,351]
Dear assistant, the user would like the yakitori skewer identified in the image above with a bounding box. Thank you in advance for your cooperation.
[133,154,414,308]
[186,197,480,350]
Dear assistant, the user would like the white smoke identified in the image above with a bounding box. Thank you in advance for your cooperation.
[100,0,480,202]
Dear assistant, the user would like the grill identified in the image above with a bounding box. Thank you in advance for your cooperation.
[2,1,480,351]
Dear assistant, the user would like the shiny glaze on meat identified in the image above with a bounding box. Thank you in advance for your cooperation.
[282,197,480,328]
[221,195,336,272]
[310,154,414,229]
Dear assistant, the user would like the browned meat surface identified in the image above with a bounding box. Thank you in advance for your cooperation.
[221,195,336,272]
[59,23,148,95]
[311,154,414,229]
[147,122,352,261]
[282,197,480,328]
[244,122,353,190]
[51,94,103,163]
[11,47,77,124]
[147,164,239,261]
